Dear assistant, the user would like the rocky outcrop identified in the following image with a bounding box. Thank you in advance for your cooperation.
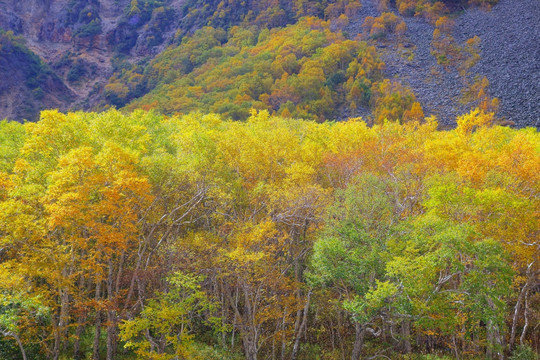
[0,0,183,120]
[0,31,75,121]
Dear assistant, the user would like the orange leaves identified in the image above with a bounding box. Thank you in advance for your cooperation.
[370,79,418,124]
[403,101,425,123]
[396,0,447,20]
[8,110,156,310]
[2,108,538,358]
[0,171,12,201]
[362,13,407,40]
[45,143,151,233]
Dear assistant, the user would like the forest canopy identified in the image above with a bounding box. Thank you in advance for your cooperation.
[105,17,428,123]
[0,108,538,360]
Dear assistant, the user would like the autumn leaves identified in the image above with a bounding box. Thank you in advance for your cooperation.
[0,108,538,359]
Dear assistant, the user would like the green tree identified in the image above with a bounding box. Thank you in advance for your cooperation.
[387,214,512,358]
[309,173,398,360]
[120,272,218,360]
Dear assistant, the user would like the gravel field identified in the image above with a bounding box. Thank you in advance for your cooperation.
[456,0,540,128]
[348,0,540,128]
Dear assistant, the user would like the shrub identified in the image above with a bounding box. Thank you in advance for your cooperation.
[510,345,539,360]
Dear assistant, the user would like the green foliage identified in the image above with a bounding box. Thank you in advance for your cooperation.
[120,272,219,360]
[0,120,26,173]
[0,270,49,360]
[510,345,539,360]
[310,173,398,324]
[111,18,388,121]
[108,0,173,52]
[73,19,102,38]
[66,0,103,38]
[174,0,363,37]
[66,60,87,83]
[387,214,512,341]
[0,290,48,336]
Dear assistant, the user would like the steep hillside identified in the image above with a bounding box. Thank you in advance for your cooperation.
[102,0,539,127]
[0,31,74,121]
[456,0,540,127]
[0,0,186,119]
[106,19,419,123]
[0,0,538,127]
[0,0,366,120]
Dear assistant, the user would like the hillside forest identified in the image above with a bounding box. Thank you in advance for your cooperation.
[1,0,531,126]
[103,0,498,125]
[0,0,539,359]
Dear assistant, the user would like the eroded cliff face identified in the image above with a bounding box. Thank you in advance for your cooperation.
[0,0,184,120]
[0,30,75,121]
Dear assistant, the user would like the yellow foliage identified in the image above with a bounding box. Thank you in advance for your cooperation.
[456,108,494,136]
[1,108,537,358]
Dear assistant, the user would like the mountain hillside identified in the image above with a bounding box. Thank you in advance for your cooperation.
[0,0,186,120]
[0,30,74,120]
[0,0,538,127]
[0,1,539,359]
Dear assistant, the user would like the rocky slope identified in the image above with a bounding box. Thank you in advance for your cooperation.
[348,0,540,128]
[456,0,540,128]
[0,0,185,120]
[0,31,75,120]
